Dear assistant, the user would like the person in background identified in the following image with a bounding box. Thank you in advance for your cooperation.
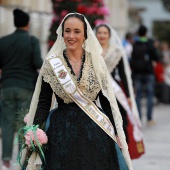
[94,24,131,143]
[163,66,170,103]
[161,41,170,67]
[122,32,134,62]
[0,8,43,170]
[94,24,144,159]
[17,13,133,170]
[130,25,159,126]
[159,42,170,103]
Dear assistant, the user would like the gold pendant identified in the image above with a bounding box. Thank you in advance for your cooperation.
[74,63,78,68]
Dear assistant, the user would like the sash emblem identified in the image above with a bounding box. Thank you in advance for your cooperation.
[58,69,67,79]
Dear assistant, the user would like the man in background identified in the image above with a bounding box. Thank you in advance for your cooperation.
[0,8,43,170]
[122,32,134,62]
[130,25,158,126]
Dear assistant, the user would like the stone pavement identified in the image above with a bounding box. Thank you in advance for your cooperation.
[132,103,170,170]
[0,103,170,170]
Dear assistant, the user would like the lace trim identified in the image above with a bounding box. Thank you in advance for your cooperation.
[103,45,122,73]
[40,52,101,104]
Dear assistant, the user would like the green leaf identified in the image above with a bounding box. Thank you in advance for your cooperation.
[15,108,29,131]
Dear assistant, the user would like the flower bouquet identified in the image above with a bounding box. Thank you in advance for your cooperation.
[16,124,48,170]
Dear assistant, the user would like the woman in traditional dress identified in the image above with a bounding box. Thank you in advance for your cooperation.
[18,13,133,170]
[94,24,144,159]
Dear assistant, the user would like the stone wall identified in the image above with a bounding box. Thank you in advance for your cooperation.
[105,0,129,38]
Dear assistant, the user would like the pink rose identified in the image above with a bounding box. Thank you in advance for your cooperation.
[25,131,34,146]
[34,128,48,146]
[24,128,48,147]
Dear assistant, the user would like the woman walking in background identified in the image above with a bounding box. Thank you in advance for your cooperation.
[94,23,144,159]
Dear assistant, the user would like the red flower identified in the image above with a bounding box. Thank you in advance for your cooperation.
[60,10,68,17]
[48,40,55,47]
[77,4,87,14]
[85,6,97,15]
[92,0,102,2]
[71,0,82,1]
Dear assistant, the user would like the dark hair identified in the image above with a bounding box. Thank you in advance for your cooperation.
[138,25,147,36]
[13,8,29,27]
[125,32,132,40]
[95,24,111,37]
[62,13,87,39]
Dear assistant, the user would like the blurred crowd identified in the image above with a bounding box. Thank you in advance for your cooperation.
[123,30,170,105]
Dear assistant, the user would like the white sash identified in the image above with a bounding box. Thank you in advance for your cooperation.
[48,56,120,145]
[110,77,143,141]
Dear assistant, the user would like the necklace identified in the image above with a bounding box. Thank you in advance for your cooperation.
[65,50,84,69]
[68,57,82,69]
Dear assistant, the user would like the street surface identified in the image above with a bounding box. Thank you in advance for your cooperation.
[132,103,170,170]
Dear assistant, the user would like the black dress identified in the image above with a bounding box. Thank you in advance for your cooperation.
[111,58,130,143]
[34,54,128,170]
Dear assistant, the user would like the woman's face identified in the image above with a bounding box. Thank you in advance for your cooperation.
[96,26,110,46]
[63,17,85,52]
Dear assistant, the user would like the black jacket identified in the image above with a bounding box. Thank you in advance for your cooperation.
[130,38,158,75]
[0,29,43,90]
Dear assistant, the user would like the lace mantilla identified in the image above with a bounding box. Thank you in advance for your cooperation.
[103,44,122,73]
[40,51,101,104]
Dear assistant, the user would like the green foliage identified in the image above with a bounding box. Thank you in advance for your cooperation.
[153,21,170,44]
[15,108,28,131]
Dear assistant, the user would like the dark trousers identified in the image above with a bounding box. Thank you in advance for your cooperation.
[133,74,155,121]
[1,87,33,160]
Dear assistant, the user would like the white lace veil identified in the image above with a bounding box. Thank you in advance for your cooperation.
[112,27,142,128]
[94,23,141,127]
[93,24,123,72]
[26,13,133,170]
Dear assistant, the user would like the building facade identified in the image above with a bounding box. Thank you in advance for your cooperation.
[105,0,129,38]
[129,0,170,37]
[0,0,52,59]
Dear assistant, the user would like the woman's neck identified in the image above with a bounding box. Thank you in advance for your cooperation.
[66,48,83,61]
[101,43,109,56]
